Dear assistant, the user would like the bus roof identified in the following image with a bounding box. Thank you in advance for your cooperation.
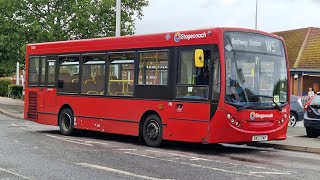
[26,27,281,55]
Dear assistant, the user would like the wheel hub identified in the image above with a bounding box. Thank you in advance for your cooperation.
[62,113,71,131]
[146,121,159,140]
[289,115,296,126]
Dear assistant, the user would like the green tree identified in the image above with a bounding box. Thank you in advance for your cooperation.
[0,0,148,76]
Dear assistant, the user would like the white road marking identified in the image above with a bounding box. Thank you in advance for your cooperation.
[243,165,268,170]
[20,127,26,130]
[83,141,109,146]
[145,150,215,162]
[250,172,291,175]
[48,135,109,146]
[117,149,137,151]
[146,150,275,171]
[11,124,18,127]
[0,167,31,180]
[76,162,171,180]
[124,152,264,178]
[45,134,93,146]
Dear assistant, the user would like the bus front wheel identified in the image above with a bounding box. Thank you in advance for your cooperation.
[142,115,163,147]
[59,108,75,136]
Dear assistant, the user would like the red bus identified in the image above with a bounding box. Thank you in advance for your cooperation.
[24,27,290,147]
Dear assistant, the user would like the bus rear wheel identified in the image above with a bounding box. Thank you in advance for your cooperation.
[142,115,163,147]
[59,108,75,136]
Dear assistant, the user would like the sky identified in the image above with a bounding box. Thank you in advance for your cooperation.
[134,0,320,34]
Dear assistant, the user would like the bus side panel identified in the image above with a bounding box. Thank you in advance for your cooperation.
[164,102,210,143]
[164,121,209,142]
[56,96,165,137]
[53,96,210,143]
[75,117,139,136]
[37,113,58,126]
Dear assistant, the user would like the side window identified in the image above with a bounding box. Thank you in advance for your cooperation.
[40,57,46,86]
[81,55,106,95]
[47,59,56,86]
[138,50,169,85]
[176,49,211,99]
[58,56,80,93]
[108,52,135,96]
[28,57,40,86]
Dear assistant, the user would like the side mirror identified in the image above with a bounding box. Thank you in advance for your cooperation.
[194,49,204,67]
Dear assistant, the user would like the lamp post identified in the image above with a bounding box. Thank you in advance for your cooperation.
[255,0,258,30]
[116,0,121,37]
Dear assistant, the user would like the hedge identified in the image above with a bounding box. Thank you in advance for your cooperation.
[0,78,11,96]
[8,84,23,98]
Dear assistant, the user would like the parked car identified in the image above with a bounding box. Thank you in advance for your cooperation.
[304,93,320,138]
[289,95,304,127]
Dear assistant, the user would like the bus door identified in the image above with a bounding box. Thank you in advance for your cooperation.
[43,57,57,111]
[37,56,57,113]
[38,56,46,112]
[168,46,213,141]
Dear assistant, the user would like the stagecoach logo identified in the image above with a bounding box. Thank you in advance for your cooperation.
[174,32,181,42]
[250,112,274,120]
[165,33,171,40]
[174,32,207,42]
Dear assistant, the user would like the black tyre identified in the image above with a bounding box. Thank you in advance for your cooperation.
[288,112,297,127]
[59,108,75,136]
[142,115,163,147]
[306,128,318,138]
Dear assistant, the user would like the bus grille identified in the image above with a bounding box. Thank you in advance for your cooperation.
[28,92,38,120]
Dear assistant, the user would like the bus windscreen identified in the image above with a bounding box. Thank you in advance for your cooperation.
[224,32,288,110]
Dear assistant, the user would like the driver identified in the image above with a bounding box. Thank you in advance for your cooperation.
[196,67,209,85]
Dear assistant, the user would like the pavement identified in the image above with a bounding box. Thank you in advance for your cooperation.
[0,96,319,154]
[0,96,24,119]
[250,121,320,154]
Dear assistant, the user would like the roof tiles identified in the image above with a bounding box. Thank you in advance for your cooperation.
[274,27,320,69]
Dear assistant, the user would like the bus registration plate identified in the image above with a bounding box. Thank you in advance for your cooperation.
[252,135,268,141]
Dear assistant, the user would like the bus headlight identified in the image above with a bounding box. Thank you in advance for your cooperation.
[231,119,235,123]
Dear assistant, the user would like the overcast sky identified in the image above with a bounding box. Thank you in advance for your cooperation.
[135,0,320,34]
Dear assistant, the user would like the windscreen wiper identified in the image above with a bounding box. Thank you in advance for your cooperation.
[236,104,253,111]
[250,95,282,111]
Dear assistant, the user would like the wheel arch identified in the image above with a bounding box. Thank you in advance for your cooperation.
[58,104,73,124]
[290,110,298,119]
[139,110,162,138]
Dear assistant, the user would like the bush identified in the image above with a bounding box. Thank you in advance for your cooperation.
[8,85,23,99]
[0,78,11,96]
